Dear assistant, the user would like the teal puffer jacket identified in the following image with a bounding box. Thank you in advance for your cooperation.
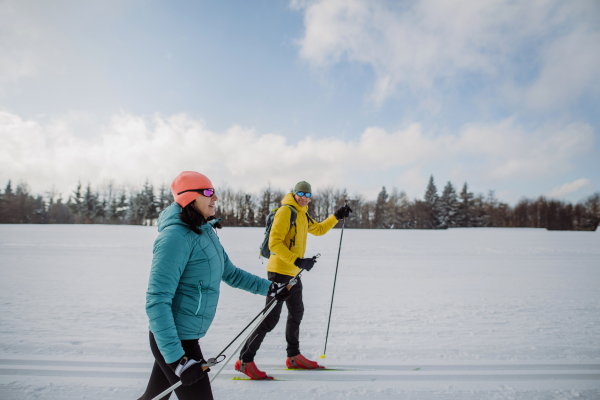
[146,202,271,363]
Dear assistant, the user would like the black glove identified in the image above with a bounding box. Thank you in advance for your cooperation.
[334,205,353,220]
[294,257,316,271]
[268,282,291,301]
[168,356,207,386]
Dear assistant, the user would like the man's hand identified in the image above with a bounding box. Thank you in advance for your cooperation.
[294,256,317,271]
[168,356,209,386]
[334,205,353,220]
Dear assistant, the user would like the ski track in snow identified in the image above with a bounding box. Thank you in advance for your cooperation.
[1,359,600,381]
[1,225,599,399]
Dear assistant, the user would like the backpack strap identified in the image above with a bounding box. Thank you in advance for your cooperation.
[283,204,298,250]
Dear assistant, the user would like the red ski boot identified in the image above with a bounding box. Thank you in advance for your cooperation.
[235,359,273,380]
[286,354,325,370]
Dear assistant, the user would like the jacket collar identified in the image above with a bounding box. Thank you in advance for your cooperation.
[281,192,308,215]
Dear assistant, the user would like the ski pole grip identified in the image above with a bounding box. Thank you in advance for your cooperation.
[287,269,304,286]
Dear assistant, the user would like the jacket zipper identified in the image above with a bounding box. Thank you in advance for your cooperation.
[195,283,203,315]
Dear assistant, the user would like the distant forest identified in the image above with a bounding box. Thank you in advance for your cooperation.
[0,177,598,231]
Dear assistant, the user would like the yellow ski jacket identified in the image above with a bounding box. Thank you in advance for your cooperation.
[267,192,339,277]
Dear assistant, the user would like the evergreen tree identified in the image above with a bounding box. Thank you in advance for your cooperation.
[116,192,129,223]
[457,183,474,227]
[424,175,439,228]
[105,196,118,223]
[69,182,85,224]
[141,181,159,225]
[14,182,35,223]
[127,191,143,225]
[83,183,101,223]
[0,181,12,222]
[437,181,459,228]
[158,183,173,214]
[374,186,388,228]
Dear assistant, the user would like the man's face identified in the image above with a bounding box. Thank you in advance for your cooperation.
[294,192,310,207]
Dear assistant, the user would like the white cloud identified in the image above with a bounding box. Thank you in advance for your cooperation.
[293,0,600,108]
[545,178,592,198]
[0,110,594,200]
[454,119,594,180]
[0,0,133,87]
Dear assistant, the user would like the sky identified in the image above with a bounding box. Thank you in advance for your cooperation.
[1,0,599,204]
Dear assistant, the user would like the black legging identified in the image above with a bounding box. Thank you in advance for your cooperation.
[239,272,303,362]
[138,331,214,400]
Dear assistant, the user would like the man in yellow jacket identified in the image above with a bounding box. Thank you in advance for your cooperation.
[235,181,352,379]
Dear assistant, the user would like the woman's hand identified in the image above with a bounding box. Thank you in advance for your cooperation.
[268,282,291,302]
[169,356,209,385]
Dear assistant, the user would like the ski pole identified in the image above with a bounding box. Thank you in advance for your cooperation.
[150,300,281,400]
[210,269,304,362]
[151,380,182,400]
[151,271,303,399]
[151,288,291,398]
[210,268,310,382]
[321,200,348,359]
[210,299,279,382]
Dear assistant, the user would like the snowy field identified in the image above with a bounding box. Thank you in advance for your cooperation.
[0,224,599,400]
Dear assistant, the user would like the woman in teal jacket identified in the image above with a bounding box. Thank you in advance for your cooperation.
[138,171,272,400]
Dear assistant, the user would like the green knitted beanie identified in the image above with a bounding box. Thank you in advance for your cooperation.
[294,181,312,193]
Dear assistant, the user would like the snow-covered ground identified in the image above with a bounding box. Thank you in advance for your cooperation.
[1,224,599,399]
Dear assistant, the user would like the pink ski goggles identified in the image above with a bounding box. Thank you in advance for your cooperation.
[177,188,216,198]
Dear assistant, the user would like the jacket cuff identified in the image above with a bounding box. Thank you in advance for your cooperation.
[261,279,271,295]
[164,347,186,364]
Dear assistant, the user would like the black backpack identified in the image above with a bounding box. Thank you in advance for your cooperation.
[259,205,297,259]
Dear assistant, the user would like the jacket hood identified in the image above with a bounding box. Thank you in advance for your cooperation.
[157,202,189,232]
[282,192,308,214]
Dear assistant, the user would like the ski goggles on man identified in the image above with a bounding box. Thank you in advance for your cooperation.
[295,191,312,198]
[177,188,216,197]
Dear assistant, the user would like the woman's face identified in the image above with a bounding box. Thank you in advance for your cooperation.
[193,190,218,218]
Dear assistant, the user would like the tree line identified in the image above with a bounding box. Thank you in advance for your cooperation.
[0,177,598,231]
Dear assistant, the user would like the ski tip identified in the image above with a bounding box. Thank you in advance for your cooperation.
[319,354,325,359]
[282,367,338,371]
[232,376,277,381]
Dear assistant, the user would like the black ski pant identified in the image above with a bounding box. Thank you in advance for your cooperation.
[239,272,303,362]
[138,331,213,400]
